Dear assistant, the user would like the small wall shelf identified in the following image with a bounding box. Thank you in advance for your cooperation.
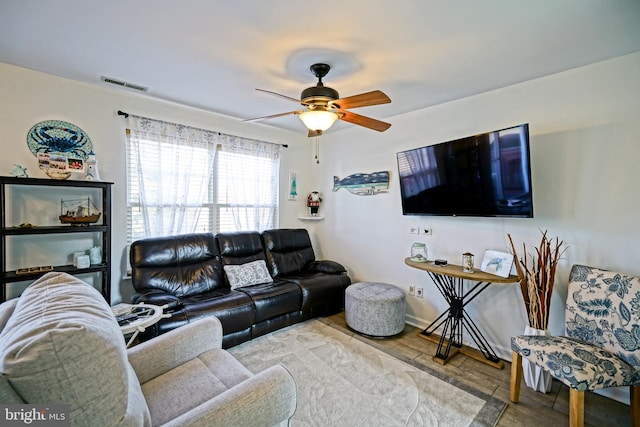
[297,215,325,221]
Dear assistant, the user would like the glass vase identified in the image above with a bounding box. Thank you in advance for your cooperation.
[410,243,428,263]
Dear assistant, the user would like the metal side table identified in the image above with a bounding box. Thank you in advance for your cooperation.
[405,258,519,369]
[112,303,170,347]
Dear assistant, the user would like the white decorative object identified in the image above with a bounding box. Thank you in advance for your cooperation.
[522,325,553,392]
[89,246,102,265]
[480,250,514,278]
[76,255,91,269]
[410,243,428,263]
[10,164,28,178]
[114,303,168,348]
[85,151,101,181]
[73,251,85,267]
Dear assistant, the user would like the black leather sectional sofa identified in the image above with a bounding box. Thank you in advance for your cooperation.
[129,228,351,348]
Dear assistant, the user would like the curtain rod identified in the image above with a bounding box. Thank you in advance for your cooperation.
[117,110,288,148]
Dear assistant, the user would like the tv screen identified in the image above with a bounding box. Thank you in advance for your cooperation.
[397,123,533,217]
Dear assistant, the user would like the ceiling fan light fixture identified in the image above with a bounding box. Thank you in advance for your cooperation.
[298,110,338,132]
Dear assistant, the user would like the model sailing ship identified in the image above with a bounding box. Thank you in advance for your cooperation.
[59,197,101,225]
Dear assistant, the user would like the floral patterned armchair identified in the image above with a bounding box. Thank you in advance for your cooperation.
[510,264,640,427]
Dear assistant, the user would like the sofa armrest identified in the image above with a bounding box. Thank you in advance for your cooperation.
[132,289,184,311]
[162,364,297,427]
[128,317,223,383]
[0,298,19,333]
[306,260,347,274]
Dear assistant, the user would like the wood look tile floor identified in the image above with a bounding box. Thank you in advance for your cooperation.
[324,312,632,427]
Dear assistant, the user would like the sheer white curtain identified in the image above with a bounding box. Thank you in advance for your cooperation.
[126,115,281,243]
[217,134,281,231]
[126,116,217,241]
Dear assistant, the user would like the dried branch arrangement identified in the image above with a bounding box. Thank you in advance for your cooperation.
[508,230,566,330]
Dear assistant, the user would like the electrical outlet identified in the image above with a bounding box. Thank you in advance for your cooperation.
[416,287,424,298]
[409,227,420,234]
[408,285,415,295]
[421,228,432,235]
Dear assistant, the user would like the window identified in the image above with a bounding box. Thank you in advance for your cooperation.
[126,116,280,243]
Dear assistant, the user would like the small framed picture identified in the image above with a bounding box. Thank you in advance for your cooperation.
[37,152,55,169]
[67,157,84,172]
[480,250,514,278]
[48,154,68,171]
[288,172,298,201]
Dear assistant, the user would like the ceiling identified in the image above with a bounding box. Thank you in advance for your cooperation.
[1,1,639,134]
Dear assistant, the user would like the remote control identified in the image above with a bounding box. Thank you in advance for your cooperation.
[117,313,138,325]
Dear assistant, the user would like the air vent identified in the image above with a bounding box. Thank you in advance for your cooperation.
[101,76,148,92]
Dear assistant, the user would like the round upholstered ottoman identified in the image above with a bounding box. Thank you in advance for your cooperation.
[345,282,406,337]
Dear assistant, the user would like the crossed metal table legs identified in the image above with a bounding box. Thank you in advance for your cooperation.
[418,271,504,369]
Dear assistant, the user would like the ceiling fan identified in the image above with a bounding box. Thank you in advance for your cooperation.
[245,63,392,137]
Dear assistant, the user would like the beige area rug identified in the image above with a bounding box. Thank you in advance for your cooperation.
[229,319,506,426]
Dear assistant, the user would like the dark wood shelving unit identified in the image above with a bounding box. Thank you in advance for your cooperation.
[0,176,113,303]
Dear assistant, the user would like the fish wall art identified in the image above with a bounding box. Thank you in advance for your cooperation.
[332,171,390,196]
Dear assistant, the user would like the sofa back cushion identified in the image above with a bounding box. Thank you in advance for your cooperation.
[217,231,266,266]
[131,232,225,297]
[261,229,316,277]
[0,272,151,426]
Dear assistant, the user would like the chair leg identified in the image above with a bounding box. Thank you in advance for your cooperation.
[569,388,584,427]
[510,350,523,403]
[631,385,640,427]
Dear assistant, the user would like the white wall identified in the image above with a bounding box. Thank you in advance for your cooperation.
[311,52,640,403]
[0,62,311,302]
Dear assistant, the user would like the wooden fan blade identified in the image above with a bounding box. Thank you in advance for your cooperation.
[244,110,302,122]
[338,110,391,132]
[330,90,391,110]
[255,88,301,103]
[308,129,322,138]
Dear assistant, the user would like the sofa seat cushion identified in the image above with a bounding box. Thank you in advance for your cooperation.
[239,280,302,322]
[0,272,151,426]
[284,272,351,309]
[182,289,256,334]
[511,335,640,390]
[140,348,252,426]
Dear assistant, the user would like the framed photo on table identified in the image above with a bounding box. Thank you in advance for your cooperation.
[480,250,514,278]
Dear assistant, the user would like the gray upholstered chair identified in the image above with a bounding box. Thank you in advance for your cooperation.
[510,264,640,427]
[0,272,297,426]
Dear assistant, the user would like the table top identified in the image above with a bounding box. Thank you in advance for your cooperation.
[112,303,164,334]
[404,258,520,284]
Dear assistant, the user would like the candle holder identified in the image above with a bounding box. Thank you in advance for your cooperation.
[462,252,474,273]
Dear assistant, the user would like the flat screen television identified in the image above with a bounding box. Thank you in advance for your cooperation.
[396,123,533,217]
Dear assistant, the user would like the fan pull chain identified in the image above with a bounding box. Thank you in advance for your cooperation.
[314,136,320,163]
